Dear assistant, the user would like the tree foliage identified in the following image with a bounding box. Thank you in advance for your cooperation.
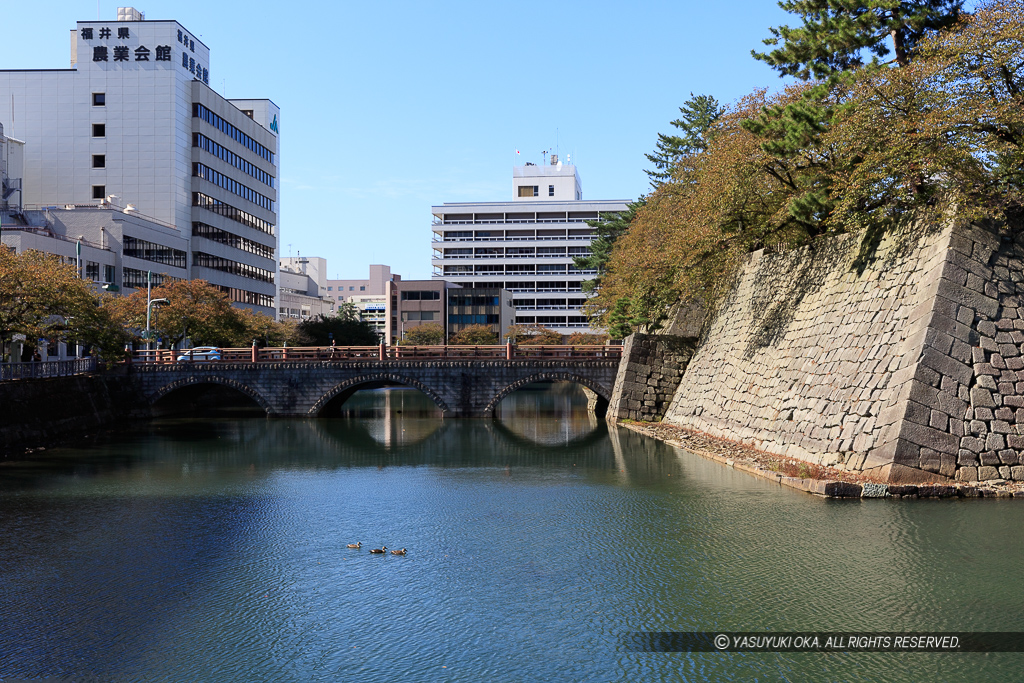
[566,331,609,345]
[399,322,445,345]
[115,279,243,348]
[753,0,963,78]
[296,313,380,346]
[0,249,132,360]
[506,323,562,345]
[645,94,726,187]
[595,0,1024,338]
[574,198,647,296]
[448,324,498,345]
[745,0,964,229]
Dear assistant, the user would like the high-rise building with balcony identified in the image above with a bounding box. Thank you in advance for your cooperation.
[0,7,279,316]
[431,159,628,336]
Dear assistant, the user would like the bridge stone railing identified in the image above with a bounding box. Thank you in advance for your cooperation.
[0,357,98,382]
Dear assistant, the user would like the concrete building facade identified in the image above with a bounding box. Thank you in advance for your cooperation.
[431,160,628,336]
[278,256,334,320]
[0,7,279,316]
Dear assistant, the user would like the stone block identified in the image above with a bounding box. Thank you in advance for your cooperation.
[957,450,979,466]
[987,433,1007,451]
[939,454,956,478]
[917,485,957,498]
[977,374,997,390]
[962,436,985,453]
[978,466,1000,480]
[901,421,960,454]
[975,407,994,421]
[937,279,999,319]
[993,420,1013,434]
[956,467,979,482]
[971,387,997,408]
[921,347,973,386]
[887,485,919,496]
[1000,466,1013,479]
[1000,448,1019,464]
[980,450,1001,466]
[920,448,941,473]
[1012,466,1024,481]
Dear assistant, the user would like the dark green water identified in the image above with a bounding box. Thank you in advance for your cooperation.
[2,384,1023,681]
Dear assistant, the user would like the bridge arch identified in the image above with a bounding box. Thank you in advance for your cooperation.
[309,373,452,416]
[483,372,612,417]
[147,375,275,415]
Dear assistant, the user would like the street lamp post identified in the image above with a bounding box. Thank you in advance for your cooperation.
[146,297,169,352]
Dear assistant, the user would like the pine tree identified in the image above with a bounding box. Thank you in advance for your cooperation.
[745,0,963,231]
[645,94,725,188]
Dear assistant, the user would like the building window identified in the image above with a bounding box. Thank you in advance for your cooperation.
[193,163,274,211]
[401,290,441,301]
[92,154,105,168]
[241,109,254,118]
[92,93,105,106]
[193,193,275,236]
[192,222,274,260]
[92,185,106,199]
[92,123,105,137]
[360,286,365,291]
[518,185,538,197]
[124,235,188,268]
[548,185,554,196]
[327,286,332,291]
[85,262,100,280]
[103,264,115,283]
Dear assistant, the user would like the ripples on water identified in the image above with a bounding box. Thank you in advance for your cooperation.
[2,383,1024,681]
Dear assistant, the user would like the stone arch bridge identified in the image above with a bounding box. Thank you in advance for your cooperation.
[131,359,620,418]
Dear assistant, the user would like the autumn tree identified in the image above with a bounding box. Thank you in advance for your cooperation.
[745,0,964,230]
[506,323,562,345]
[0,249,131,360]
[591,87,829,334]
[399,322,445,345]
[232,308,297,347]
[296,313,380,346]
[448,324,498,345]
[566,331,609,345]
[574,198,646,295]
[116,279,243,348]
[822,0,1024,231]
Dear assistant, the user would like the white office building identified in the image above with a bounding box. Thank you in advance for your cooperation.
[431,159,628,336]
[0,7,280,315]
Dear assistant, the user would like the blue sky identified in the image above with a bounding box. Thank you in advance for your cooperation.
[1,1,793,280]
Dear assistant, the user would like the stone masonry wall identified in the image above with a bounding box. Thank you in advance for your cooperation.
[946,225,1024,483]
[655,220,1024,483]
[609,333,697,423]
[662,222,960,483]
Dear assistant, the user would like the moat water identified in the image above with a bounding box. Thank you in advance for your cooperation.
[2,384,1023,681]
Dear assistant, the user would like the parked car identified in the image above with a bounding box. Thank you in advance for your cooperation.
[176,346,222,362]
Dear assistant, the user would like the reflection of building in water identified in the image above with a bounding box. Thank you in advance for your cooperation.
[340,388,443,448]
[494,382,600,445]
